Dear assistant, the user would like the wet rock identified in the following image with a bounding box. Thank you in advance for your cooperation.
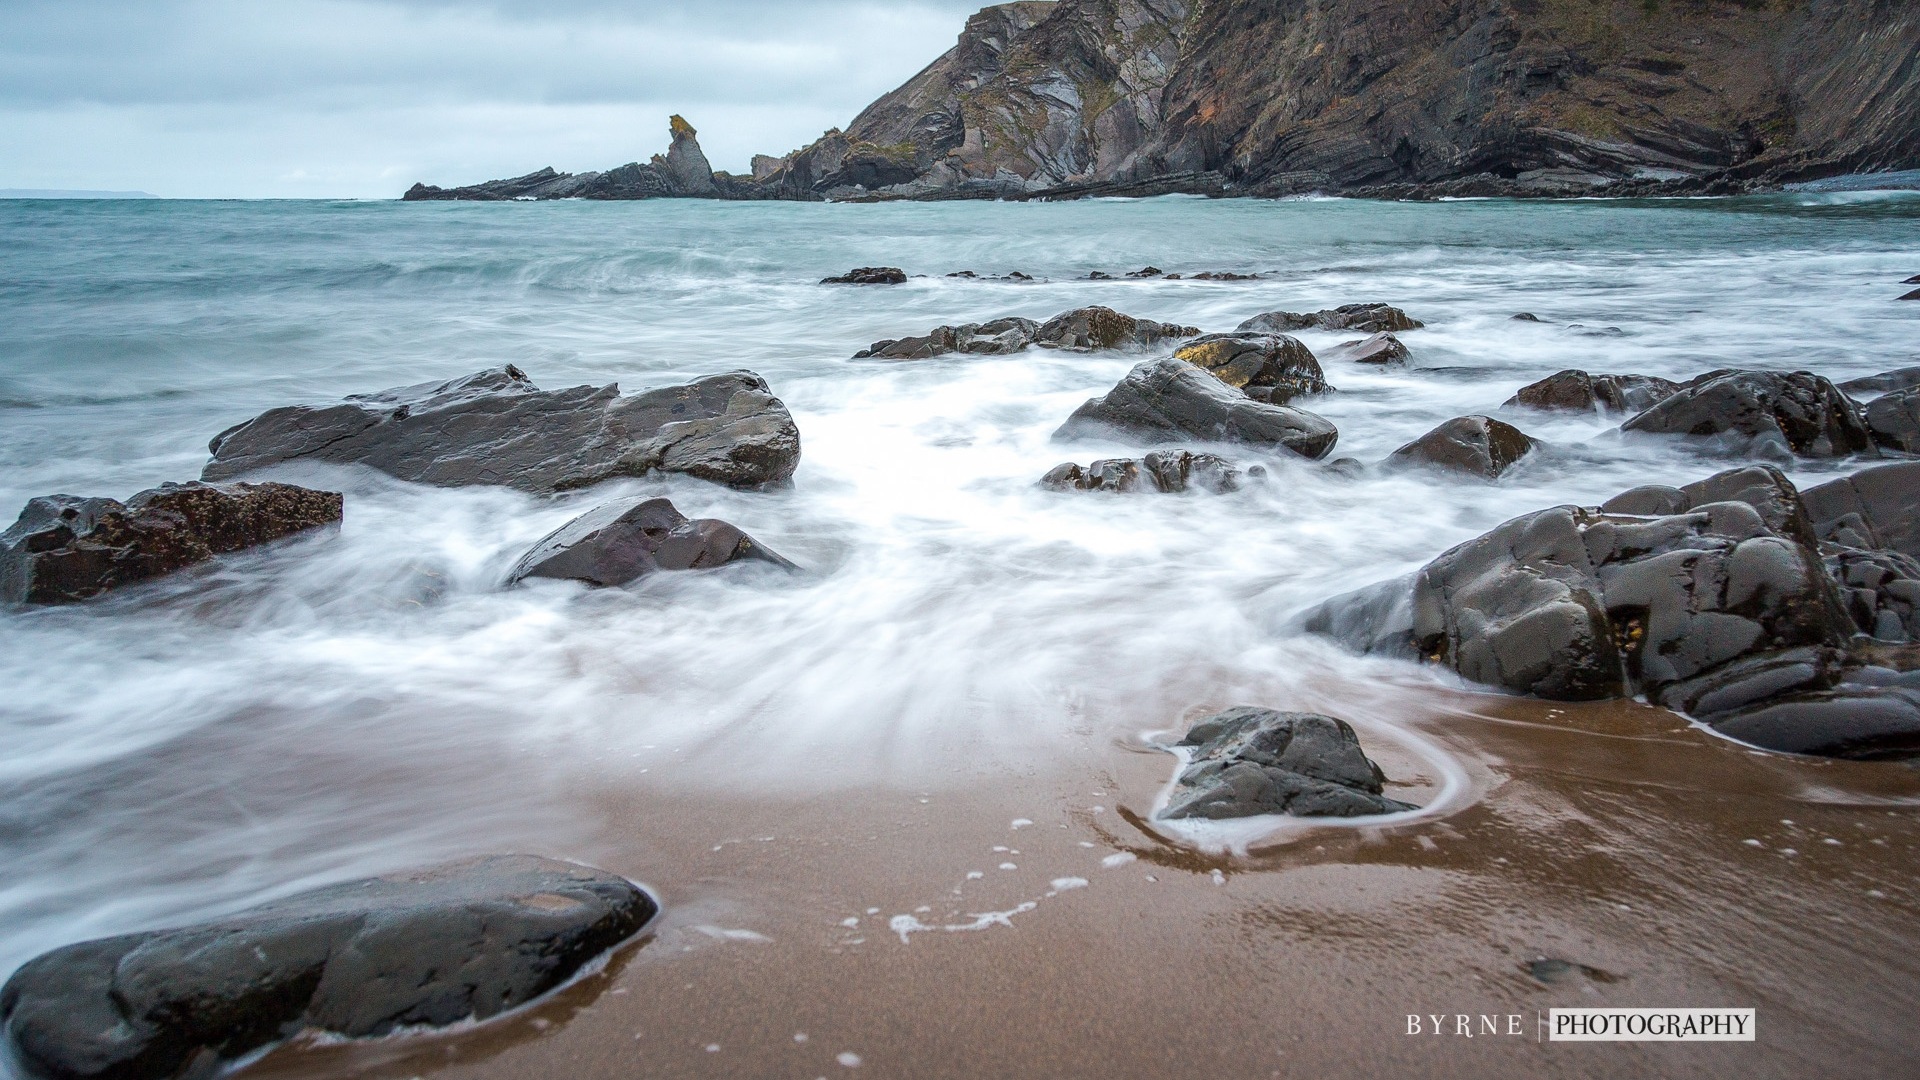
[1186,271,1260,281]
[203,366,800,493]
[821,267,906,285]
[1127,266,1163,278]
[1802,462,1920,558]
[1619,369,1875,458]
[1032,306,1197,351]
[1565,324,1625,337]
[1386,415,1538,479]
[1039,449,1240,494]
[1838,367,1920,398]
[1162,708,1417,819]
[1,481,341,605]
[1824,544,1920,642]
[1906,275,1920,285]
[1526,958,1617,986]
[1864,387,1920,453]
[1504,369,1682,415]
[1709,682,1920,759]
[1171,333,1332,403]
[856,317,1038,359]
[0,855,654,1080]
[1237,303,1423,335]
[1324,332,1409,366]
[1510,313,1543,322]
[1053,357,1339,460]
[506,497,796,587]
[1901,289,1920,301]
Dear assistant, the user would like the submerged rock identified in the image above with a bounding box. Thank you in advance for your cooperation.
[1031,306,1198,351]
[1620,369,1875,458]
[1237,303,1423,334]
[1162,708,1416,820]
[203,366,800,493]
[0,856,655,1080]
[1504,369,1682,415]
[1387,415,1538,478]
[506,496,797,587]
[0,481,341,605]
[1324,332,1410,366]
[1864,387,1920,453]
[856,317,1038,359]
[821,267,906,284]
[1300,464,1920,758]
[1171,333,1332,403]
[1039,449,1240,494]
[1053,357,1338,459]
[1838,367,1920,398]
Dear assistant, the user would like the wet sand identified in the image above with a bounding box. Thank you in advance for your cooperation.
[242,678,1920,1080]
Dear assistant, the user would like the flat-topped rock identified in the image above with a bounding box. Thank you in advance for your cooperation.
[0,855,655,1080]
[1031,306,1197,351]
[507,496,796,587]
[1620,369,1875,458]
[1387,415,1538,479]
[1162,708,1416,819]
[1171,333,1331,404]
[203,366,800,493]
[1039,449,1241,494]
[1237,303,1422,334]
[1505,369,1682,415]
[1053,357,1338,459]
[1,481,341,605]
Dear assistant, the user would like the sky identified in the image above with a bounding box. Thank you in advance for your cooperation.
[0,0,987,198]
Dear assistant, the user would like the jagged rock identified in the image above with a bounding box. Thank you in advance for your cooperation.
[0,856,654,1080]
[1387,416,1537,478]
[202,366,800,494]
[1127,266,1163,277]
[1325,332,1409,366]
[1620,369,1877,458]
[1039,449,1239,494]
[1802,461,1920,558]
[1161,708,1417,820]
[856,317,1037,359]
[1825,544,1920,642]
[1300,464,1920,757]
[403,117,731,201]
[1172,333,1331,403]
[821,267,907,285]
[1504,369,1682,415]
[1,481,341,605]
[1864,386,1920,453]
[1238,304,1423,335]
[656,115,716,196]
[1838,367,1920,398]
[1906,275,1920,285]
[1901,289,1920,301]
[1053,357,1338,459]
[1031,306,1197,350]
[506,497,796,587]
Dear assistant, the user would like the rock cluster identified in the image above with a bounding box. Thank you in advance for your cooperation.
[822,266,907,285]
[1039,449,1242,494]
[508,497,796,587]
[1620,370,1875,458]
[1238,304,1424,335]
[0,856,654,1080]
[1171,333,1332,404]
[204,366,801,493]
[856,306,1197,359]
[1504,369,1682,415]
[1162,708,1417,820]
[1,481,341,604]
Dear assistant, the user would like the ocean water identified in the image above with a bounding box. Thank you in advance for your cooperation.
[1,192,1918,1015]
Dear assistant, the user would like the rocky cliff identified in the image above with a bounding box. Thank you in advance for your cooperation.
[406,1,1920,201]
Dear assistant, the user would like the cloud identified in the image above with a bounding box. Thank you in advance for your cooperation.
[0,0,984,196]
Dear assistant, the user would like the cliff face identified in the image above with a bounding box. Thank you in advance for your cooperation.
[404,1,1919,202]
[765,0,1920,198]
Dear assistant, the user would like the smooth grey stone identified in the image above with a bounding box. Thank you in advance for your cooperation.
[1236,303,1422,334]
[1172,332,1332,403]
[1802,461,1920,558]
[1504,369,1681,415]
[506,496,797,587]
[1162,707,1417,819]
[1053,357,1339,459]
[1620,369,1876,458]
[1386,415,1538,478]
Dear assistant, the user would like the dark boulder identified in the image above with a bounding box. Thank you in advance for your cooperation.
[1032,306,1197,351]
[1,481,341,605]
[1040,449,1240,494]
[1053,357,1338,459]
[1324,332,1410,366]
[1237,303,1423,334]
[821,267,906,285]
[506,496,796,587]
[1386,415,1538,478]
[0,856,655,1080]
[1504,369,1682,415]
[1864,386,1920,453]
[1510,313,1543,322]
[1801,462,1920,558]
[1837,367,1920,398]
[1619,369,1875,458]
[203,366,800,493]
[1901,289,1920,301]
[855,317,1037,359]
[1162,708,1417,819]
[1171,333,1332,403]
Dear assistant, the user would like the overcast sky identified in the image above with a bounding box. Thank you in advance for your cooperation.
[0,0,984,198]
